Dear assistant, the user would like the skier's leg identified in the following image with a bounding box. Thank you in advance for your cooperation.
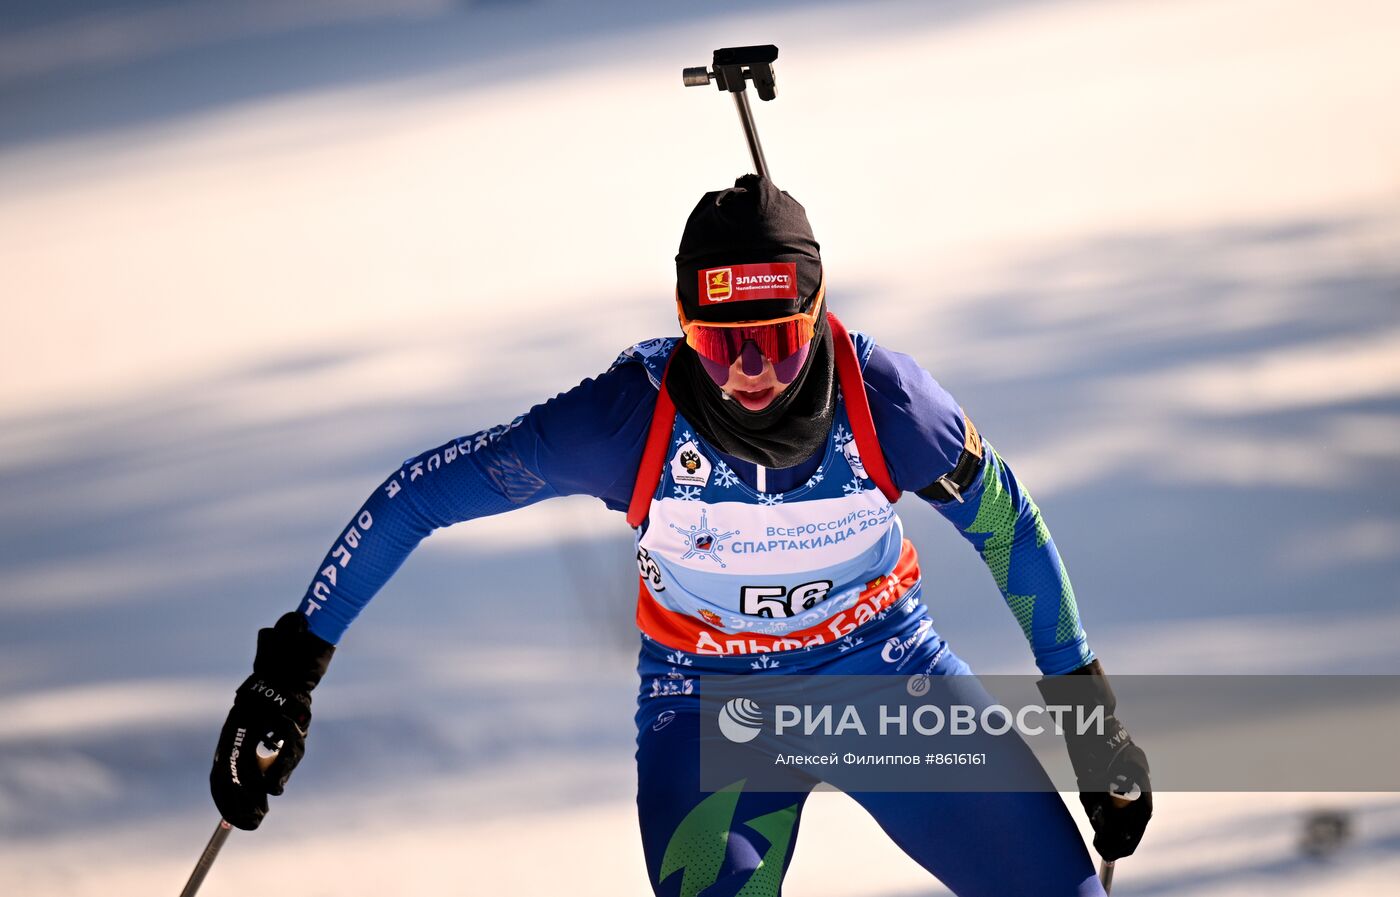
[848,639,1103,897]
[636,696,813,897]
[849,788,1104,897]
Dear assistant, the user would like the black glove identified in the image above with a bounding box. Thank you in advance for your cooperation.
[210,612,334,830]
[1037,658,1153,861]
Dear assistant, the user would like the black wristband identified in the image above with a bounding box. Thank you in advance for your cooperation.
[1036,658,1117,714]
[1037,659,1144,791]
[251,611,335,693]
[229,612,335,731]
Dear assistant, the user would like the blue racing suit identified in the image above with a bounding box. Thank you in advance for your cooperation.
[294,331,1104,896]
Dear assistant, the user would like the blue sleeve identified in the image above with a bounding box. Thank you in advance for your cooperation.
[861,343,967,493]
[297,360,656,643]
[864,343,1093,675]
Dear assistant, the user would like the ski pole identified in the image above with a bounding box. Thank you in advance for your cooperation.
[179,819,233,897]
[179,735,282,897]
[1096,788,1138,894]
[683,44,780,180]
[1099,859,1115,894]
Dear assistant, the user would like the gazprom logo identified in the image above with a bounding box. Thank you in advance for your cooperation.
[718,697,763,743]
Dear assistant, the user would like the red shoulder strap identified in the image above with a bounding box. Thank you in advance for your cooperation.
[828,313,902,504]
[626,319,901,528]
[626,346,680,528]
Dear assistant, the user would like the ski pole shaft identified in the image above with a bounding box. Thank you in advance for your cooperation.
[179,819,232,897]
[731,89,770,179]
[179,735,282,896]
[1095,788,1138,893]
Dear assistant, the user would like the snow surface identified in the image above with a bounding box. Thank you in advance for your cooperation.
[1,0,1398,894]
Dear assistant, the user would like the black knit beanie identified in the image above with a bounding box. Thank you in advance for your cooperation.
[675,174,823,322]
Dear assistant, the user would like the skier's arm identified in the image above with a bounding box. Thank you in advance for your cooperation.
[864,341,1150,859]
[209,358,655,828]
[926,443,1093,675]
[863,343,1092,676]
[296,360,656,644]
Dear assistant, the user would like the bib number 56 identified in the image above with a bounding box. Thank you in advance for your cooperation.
[740,580,833,618]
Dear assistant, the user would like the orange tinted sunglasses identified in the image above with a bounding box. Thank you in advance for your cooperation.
[676,282,826,368]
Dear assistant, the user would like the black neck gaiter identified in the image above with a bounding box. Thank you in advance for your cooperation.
[667,312,835,469]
